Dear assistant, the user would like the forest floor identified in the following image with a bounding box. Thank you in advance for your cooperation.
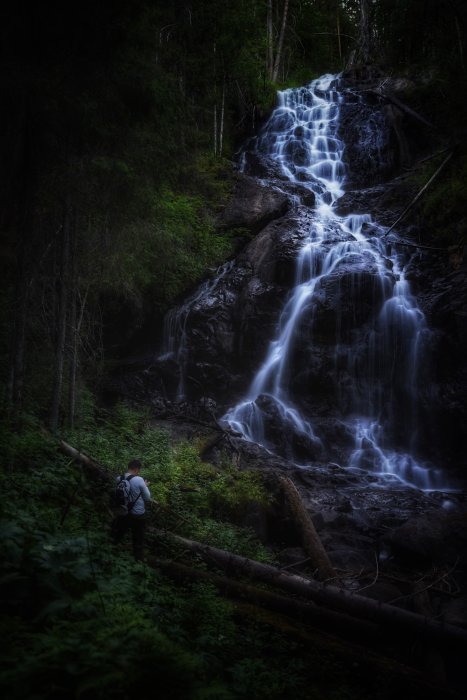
[149,411,467,696]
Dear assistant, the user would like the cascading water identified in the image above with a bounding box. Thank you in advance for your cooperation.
[159,261,233,400]
[221,74,445,491]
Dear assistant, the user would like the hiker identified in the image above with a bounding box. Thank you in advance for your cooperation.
[111,459,151,561]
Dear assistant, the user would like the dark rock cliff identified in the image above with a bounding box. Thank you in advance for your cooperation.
[108,74,467,481]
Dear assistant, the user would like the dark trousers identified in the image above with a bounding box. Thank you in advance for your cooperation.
[111,513,146,561]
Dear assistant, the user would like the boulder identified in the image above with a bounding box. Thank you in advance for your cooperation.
[218,172,289,234]
[254,393,324,463]
[442,596,467,628]
[383,510,467,567]
[338,97,399,187]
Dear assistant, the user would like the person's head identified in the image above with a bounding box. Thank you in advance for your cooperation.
[127,459,142,474]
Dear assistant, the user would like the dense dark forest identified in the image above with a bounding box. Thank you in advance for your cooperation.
[1,1,467,698]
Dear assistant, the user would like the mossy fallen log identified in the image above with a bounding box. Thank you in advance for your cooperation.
[146,556,463,700]
[278,475,337,581]
[148,555,379,643]
[59,437,467,652]
[152,528,467,650]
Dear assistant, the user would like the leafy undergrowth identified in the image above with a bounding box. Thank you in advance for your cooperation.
[0,405,451,699]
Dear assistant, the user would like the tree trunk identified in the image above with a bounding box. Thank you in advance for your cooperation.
[146,558,463,698]
[358,0,371,64]
[6,107,35,420]
[149,557,381,643]
[213,103,217,156]
[272,0,289,83]
[49,199,71,433]
[67,214,78,429]
[213,41,218,155]
[7,250,29,419]
[68,296,77,430]
[71,285,89,427]
[336,2,342,62]
[219,79,225,157]
[59,439,107,473]
[267,0,274,79]
[454,14,465,71]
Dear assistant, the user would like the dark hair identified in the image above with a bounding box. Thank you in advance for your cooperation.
[127,459,142,471]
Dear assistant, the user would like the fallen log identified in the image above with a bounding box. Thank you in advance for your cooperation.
[148,555,380,644]
[147,556,463,700]
[58,438,189,524]
[59,440,105,471]
[151,528,467,649]
[279,476,337,581]
[59,440,113,479]
[59,437,467,650]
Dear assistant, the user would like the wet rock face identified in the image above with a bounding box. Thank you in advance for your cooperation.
[383,509,467,569]
[170,210,399,428]
[254,393,324,463]
[408,258,467,473]
[339,102,395,186]
[109,210,310,406]
[338,84,413,188]
[178,215,306,399]
[218,172,289,234]
[301,264,388,344]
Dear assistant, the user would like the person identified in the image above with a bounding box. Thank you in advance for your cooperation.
[111,459,151,561]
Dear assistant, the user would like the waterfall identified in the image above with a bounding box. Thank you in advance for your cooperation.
[159,261,233,400]
[221,74,445,491]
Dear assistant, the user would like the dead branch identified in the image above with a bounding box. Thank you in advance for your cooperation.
[356,551,380,593]
[383,151,454,237]
[371,88,434,128]
[416,147,456,166]
[387,559,461,606]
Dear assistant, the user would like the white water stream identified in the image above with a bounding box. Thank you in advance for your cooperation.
[160,261,233,400]
[221,74,445,491]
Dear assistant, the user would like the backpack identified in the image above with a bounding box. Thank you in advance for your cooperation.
[112,474,141,516]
